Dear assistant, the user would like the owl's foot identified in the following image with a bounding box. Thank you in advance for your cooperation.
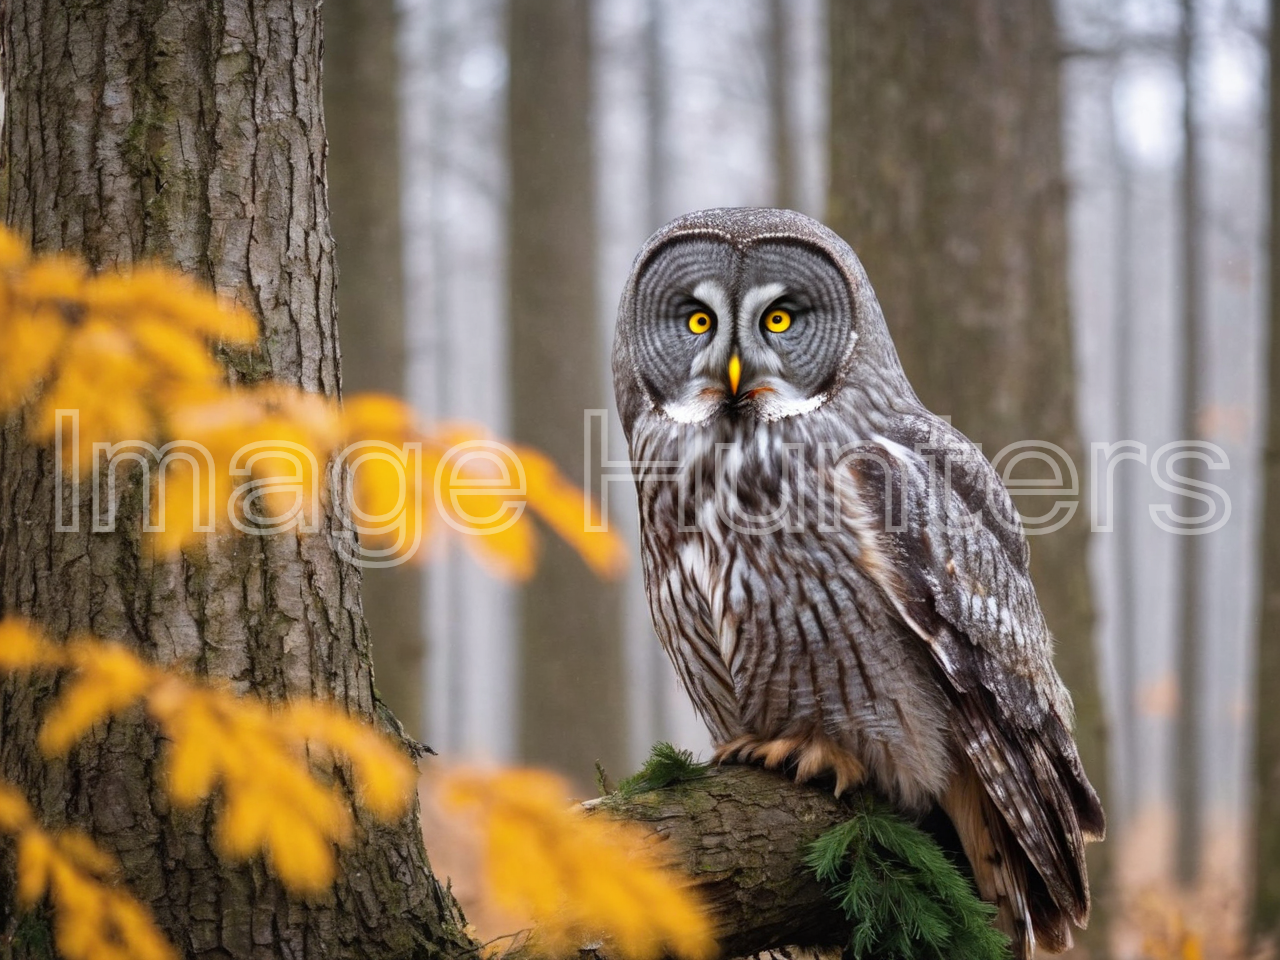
[714,731,867,797]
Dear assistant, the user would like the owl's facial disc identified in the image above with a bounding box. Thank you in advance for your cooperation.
[630,237,854,424]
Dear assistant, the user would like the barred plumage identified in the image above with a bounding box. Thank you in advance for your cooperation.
[613,208,1104,959]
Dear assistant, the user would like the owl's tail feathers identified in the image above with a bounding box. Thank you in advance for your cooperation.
[941,767,1075,959]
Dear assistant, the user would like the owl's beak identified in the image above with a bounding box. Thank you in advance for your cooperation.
[728,354,742,395]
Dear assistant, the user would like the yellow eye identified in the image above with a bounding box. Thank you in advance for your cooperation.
[765,309,792,333]
[688,311,712,334]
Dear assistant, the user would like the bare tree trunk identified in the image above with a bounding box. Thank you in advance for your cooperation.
[325,0,427,740]
[1111,82,1141,829]
[508,0,626,788]
[0,2,469,957]
[766,0,797,212]
[1173,0,1205,887]
[1251,0,1280,946]
[828,0,1112,952]
[646,0,669,232]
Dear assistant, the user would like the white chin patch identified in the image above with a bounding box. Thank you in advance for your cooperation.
[756,389,829,421]
[662,395,721,424]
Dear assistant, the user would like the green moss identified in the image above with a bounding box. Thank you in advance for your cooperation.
[11,907,56,960]
[616,742,710,798]
[806,797,1010,960]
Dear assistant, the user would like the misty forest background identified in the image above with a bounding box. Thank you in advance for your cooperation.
[326,0,1276,955]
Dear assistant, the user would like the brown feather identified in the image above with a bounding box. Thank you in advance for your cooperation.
[715,729,868,797]
[941,763,1035,959]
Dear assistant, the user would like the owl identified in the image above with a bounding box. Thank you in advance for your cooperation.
[612,208,1104,958]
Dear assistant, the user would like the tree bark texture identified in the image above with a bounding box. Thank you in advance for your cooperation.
[0,2,469,958]
[324,0,427,741]
[591,767,850,957]
[828,1,1111,951]
[1252,0,1280,944]
[507,0,627,789]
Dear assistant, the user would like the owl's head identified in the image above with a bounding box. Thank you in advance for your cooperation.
[613,208,908,437]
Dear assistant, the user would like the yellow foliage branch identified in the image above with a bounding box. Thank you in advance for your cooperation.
[430,767,716,960]
[0,618,416,894]
[0,227,626,580]
[0,616,717,960]
[0,779,176,960]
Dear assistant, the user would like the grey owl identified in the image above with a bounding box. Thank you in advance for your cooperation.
[612,208,1104,958]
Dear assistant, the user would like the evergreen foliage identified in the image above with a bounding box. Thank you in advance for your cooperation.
[617,743,710,797]
[806,797,1011,960]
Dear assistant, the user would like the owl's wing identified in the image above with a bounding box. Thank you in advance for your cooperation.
[839,414,1105,929]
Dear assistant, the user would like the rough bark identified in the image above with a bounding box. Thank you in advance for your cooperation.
[507,0,627,788]
[590,767,850,956]
[0,2,469,958]
[324,0,427,740]
[828,0,1112,951]
[1252,0,1280,945]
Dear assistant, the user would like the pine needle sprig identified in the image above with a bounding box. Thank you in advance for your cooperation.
[616,742,710,798]
[805,796,1011,960]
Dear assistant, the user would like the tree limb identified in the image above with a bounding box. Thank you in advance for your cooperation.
[587,765,853,957]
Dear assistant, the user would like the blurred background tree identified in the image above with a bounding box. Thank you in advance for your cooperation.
[826,2,1111,951]
[507,0,627,787]
[325,0,428,740]
[1253,0,1280,950]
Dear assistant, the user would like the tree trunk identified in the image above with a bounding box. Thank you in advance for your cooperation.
[324,0,427,741]
[828,0,1111,951]
[1251,0,1280,945]
[766,0,797,212]
[508,0,627,788]
[0,2,469,957]
[1173,0,1205,887]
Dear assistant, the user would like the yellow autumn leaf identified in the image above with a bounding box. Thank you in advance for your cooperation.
[217,787,274,858]
[130,315,224,385]
[265,809,338,894]
[518,445,628,579]
[0,307,67,409]
[0,782,32,832]
[437,767,716,960]
[12,253,86,303]
[34,319,155,467]
[0,616,61,669]
[340,392,417,439]
[165,717,223,805]
[55,830,119,878]
[0,227,31,268]
[0,227,625,579]
[84,264,258,346]
[38,643,154,755]
[16,830,54,905]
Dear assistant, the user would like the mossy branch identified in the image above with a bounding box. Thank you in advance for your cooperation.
[584,746,1009,960]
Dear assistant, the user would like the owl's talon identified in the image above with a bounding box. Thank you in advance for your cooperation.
[713,731,867,798]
